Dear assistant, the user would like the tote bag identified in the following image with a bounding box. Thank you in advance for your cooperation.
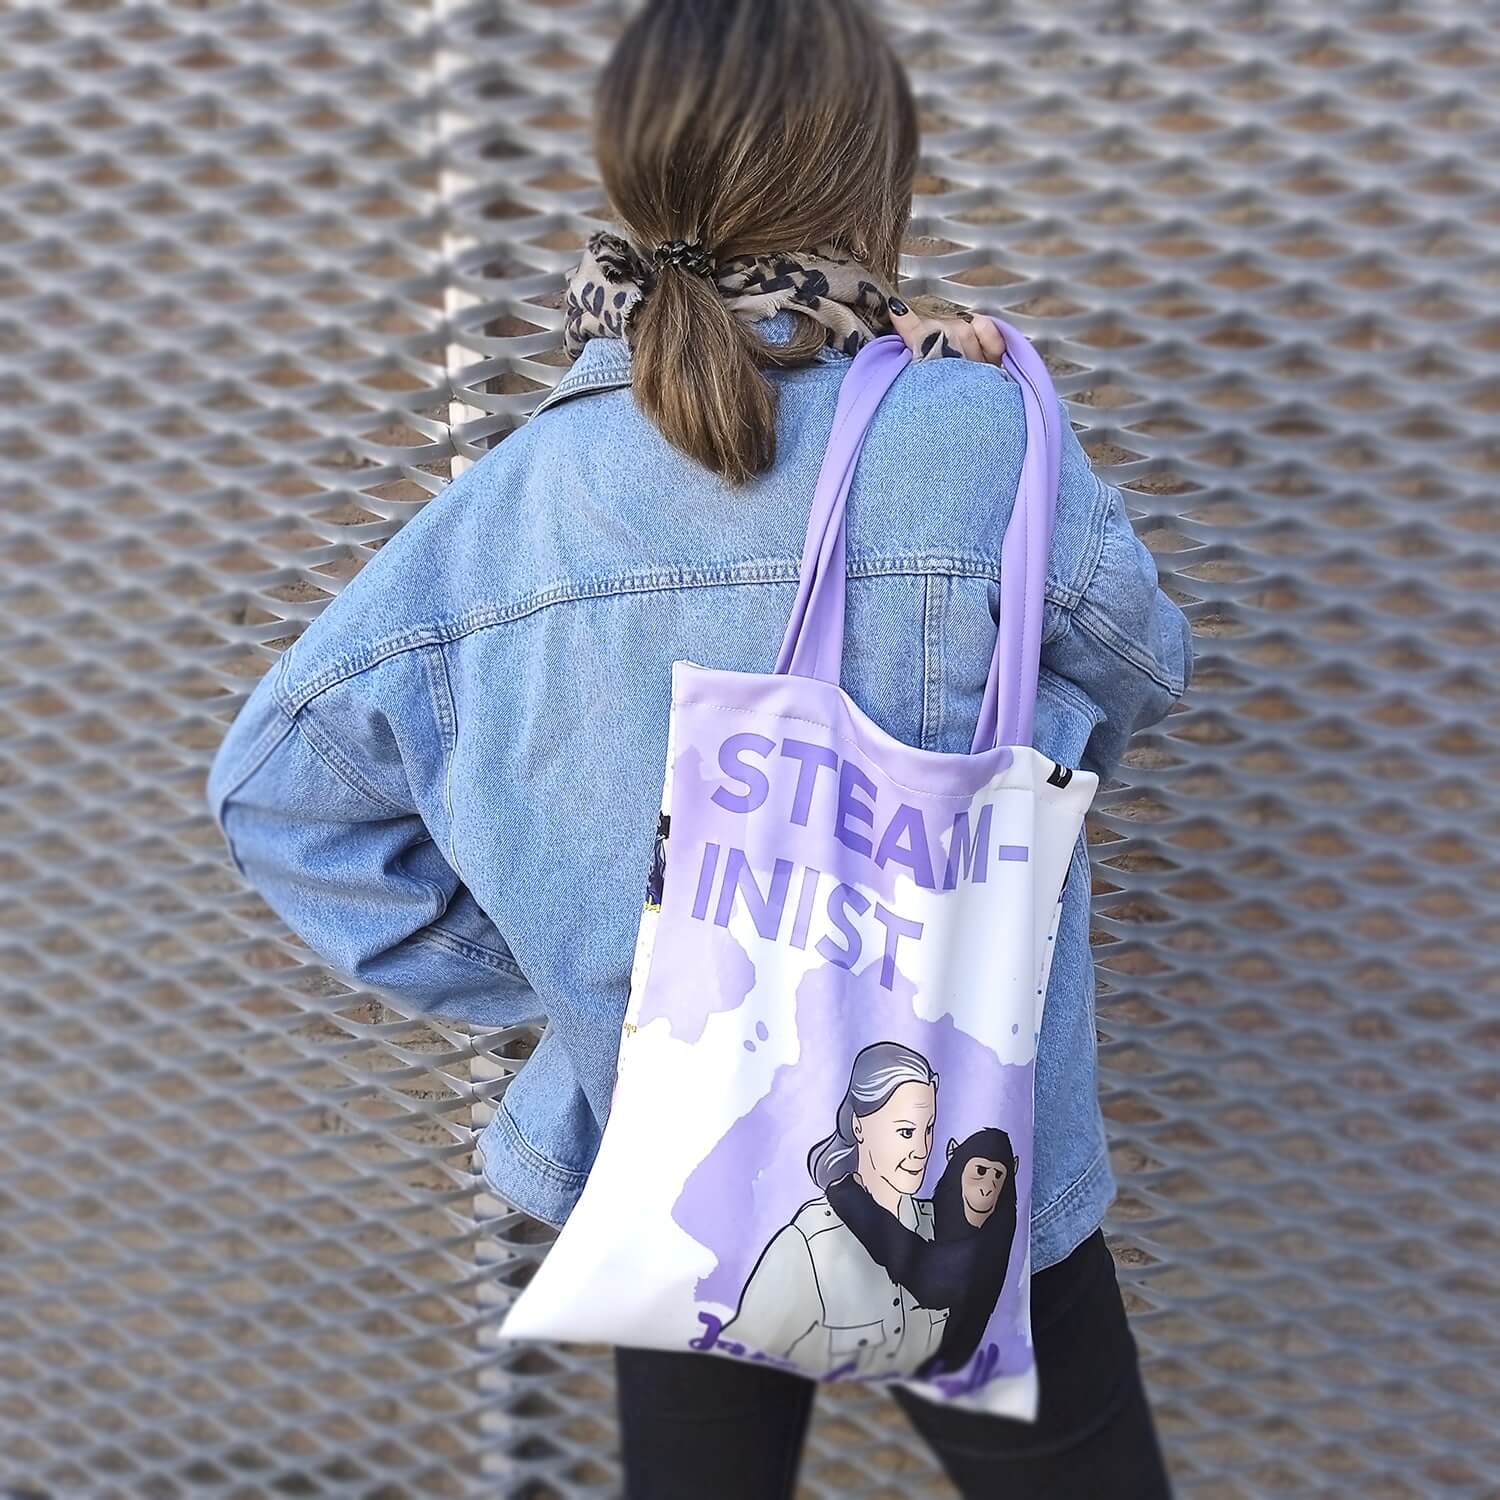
[499,316,1099,1421]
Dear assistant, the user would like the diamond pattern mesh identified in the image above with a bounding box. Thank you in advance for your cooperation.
[1,2,1496,1497]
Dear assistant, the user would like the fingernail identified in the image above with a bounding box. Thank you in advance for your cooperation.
[888,296,908,316]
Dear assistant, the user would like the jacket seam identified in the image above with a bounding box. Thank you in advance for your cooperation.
[428,643,463,878]
[529,374,632,417]
[1067,467,1184,696]
[278,562,1083,712]
[530,353,849,419]
[921,573,942,750]
[289,684,465,939]
[411,925,526,982]
[1068,465,1115,606]
[477,1152,563,1230]
[266,660,493,954]
[292,704,412,818]
[491,1098,592,1189]
[1070,592,1185,699]
[1030,1142,1109,1230]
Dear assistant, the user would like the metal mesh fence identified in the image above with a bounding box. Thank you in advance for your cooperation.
[1,1,1496,1497]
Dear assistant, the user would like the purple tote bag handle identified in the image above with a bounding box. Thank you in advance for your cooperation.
[774,313,1062,753]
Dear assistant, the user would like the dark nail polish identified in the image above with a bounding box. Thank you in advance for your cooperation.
[888,296,908,316]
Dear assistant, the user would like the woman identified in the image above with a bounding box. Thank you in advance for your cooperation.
[585,8,1182,1488]
[206,1,1187,1494]
[721,1043,950,1379]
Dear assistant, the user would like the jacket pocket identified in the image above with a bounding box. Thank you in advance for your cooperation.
[828,1318,888,1364]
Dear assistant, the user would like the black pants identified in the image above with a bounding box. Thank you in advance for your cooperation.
[615,1226,1172,1499]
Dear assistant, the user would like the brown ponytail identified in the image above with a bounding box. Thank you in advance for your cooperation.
[594,0,919,488]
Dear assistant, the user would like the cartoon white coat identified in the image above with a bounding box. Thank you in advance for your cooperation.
[721,1191,948,1378]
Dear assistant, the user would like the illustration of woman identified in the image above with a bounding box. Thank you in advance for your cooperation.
[827,1127,1020,1377]
[719,1042,950,1379]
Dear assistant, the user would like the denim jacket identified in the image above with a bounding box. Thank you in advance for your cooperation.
[205,309,1194,1272]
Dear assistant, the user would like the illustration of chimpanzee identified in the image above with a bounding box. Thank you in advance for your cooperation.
[826,1126,1019,1378]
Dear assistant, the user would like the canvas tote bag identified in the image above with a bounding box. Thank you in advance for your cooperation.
[499,316,1099,1420]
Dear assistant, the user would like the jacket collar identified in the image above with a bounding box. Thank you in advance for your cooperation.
[530,308,851,419]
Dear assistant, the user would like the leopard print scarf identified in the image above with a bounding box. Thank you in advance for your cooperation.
[562,229,966,363]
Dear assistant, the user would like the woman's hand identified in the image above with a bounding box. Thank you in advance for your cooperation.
[888,297,1006,366]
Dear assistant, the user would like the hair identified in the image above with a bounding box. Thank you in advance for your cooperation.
[594,0,919,487]
[808,1041,938,1191]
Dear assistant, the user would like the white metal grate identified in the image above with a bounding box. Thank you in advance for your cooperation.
[1,2,1496,1497]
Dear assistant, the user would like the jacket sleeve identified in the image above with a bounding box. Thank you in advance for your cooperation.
[204,644,541,1031]
[1042,413,1195,783]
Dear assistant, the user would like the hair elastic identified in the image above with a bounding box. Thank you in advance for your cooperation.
[652,239,716,279]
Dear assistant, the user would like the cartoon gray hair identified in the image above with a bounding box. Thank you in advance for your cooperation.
[807,1041,938,1191]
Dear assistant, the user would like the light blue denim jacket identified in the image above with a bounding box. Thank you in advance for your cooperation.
[205,310,1194,1272]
